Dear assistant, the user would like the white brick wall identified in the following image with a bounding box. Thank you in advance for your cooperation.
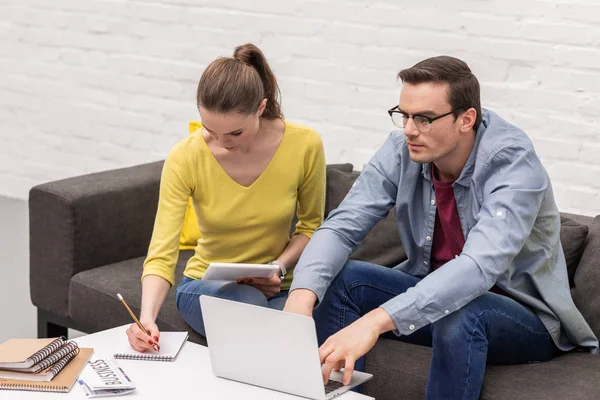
[1,0,599,215]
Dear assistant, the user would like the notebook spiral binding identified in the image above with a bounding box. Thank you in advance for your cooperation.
[28,336,66,365]
[114,354,173,362]
[47,348,80,379]
[30,342,79,373]
[0,383,67,392]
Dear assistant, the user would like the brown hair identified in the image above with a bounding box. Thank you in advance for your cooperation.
[196,43,282,120]
[398,56,482,131]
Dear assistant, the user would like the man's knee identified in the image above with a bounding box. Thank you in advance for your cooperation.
[313,261,371,320]
[432,296,490,343]
[333,260,376,286]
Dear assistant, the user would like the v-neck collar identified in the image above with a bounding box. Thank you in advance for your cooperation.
[199,120,288,190]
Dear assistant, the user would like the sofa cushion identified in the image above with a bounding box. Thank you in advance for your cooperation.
[560,216,589,286]
[325,168,407,267]
[363,337,600,400]
[324,164,355,218]
[560,212,595,227]
[69,250,206,345]
[572,216,600,338]
[325,168,359,217]
[327,163,354,174]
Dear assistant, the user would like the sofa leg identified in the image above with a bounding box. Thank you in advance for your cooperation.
[37,309,68,338]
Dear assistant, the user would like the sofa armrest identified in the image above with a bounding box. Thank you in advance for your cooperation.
[29,161,164,318]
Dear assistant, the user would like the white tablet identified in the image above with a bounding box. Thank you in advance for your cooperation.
[202,263,280,281]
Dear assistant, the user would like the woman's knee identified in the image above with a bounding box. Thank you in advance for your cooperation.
[216,283,270,307]
[266,292,289,310]
[176,278,224,312]
[176,291,208,336]
[176,282,270,336]
[176,279,268,307]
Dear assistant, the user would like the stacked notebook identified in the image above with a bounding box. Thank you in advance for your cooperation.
[0,336,93,392]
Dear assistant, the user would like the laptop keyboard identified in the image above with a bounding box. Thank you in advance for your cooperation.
[324,380,345,394]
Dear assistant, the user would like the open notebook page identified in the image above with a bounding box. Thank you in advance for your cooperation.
[113,332,189,361]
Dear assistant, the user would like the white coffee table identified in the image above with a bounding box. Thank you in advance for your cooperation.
[3,325,374,399]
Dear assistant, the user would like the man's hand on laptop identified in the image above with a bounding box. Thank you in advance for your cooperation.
[283,289,317,318]
[319,308,395,386]
[238,275,281,298]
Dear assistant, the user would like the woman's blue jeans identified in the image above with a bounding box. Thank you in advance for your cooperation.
[176,276,289,337]
[313,260,557,400]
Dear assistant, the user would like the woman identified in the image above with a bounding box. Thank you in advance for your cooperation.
[126,44,325,351]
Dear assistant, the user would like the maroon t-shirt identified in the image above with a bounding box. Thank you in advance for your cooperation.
[430,165,464,271]
[430,164,507,296]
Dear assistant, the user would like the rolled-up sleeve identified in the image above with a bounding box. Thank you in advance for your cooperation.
[381,145,547,335]
[290,134,400,302]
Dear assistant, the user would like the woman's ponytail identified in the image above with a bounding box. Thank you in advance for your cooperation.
[197,43,282,120]
[233,43,282,120]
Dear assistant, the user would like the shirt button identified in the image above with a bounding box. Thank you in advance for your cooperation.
[431,199,436,206]
[426,236,432,242]
[496,211,503,217]
[444,310,449,314]
[424,261,428,266]
[409,324,415,331]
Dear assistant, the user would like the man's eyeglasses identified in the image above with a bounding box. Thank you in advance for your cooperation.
[387,106,462,133]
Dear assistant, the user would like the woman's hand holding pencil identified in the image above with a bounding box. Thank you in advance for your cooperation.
[118,293,161,353]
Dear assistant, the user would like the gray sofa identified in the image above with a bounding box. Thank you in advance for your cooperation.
[29,161,600,399]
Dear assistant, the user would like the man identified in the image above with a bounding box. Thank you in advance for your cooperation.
[284,56,598,399]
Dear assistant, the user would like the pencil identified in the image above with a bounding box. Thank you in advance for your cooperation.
[117,293,159,352]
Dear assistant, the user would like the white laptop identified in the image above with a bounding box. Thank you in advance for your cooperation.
[200,296,373,400]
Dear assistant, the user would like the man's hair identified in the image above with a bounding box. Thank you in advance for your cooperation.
[398,56,482,131]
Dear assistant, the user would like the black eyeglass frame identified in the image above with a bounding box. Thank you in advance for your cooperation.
[387,106,463,131]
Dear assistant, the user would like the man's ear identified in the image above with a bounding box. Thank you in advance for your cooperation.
[258,98,267,117]
[460,108,477,132]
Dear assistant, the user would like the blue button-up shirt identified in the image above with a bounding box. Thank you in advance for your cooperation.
[291,109,598,353]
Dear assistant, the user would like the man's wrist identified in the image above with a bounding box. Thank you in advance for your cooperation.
[363,308,396,335]
[288,288,318,307]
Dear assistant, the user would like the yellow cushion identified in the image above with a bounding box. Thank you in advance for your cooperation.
[179,121,203,250]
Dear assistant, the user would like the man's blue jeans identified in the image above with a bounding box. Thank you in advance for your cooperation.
[176,276,288,337]
[313,260,557,400]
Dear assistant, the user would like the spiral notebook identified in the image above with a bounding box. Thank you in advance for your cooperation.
[113,331,188,361]
[0,342,79,381]
[0,337,67,369]
[0,348,93,393]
